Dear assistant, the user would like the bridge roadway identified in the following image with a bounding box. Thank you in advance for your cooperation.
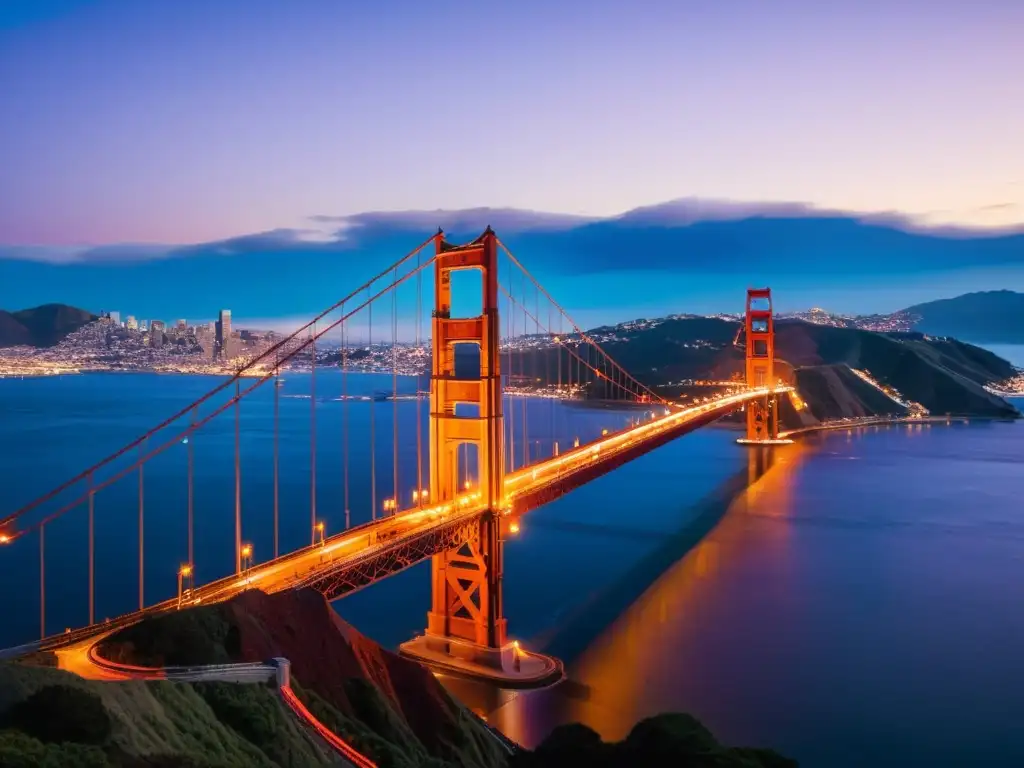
[31,387,789,673]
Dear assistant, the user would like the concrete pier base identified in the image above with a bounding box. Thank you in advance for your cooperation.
[736,438,793,446]
[399,634,563,689]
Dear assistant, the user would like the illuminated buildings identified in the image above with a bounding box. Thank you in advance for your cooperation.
[215,309,233,360]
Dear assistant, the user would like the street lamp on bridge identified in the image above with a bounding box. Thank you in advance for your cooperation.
[315,521,325,547]
[240,544,253,580]
[177,564,193,609]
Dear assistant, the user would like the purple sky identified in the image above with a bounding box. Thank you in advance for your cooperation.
[1,0,1022,247]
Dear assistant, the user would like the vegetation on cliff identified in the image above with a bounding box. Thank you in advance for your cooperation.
[98,588,508,768]
[0,663,335,767]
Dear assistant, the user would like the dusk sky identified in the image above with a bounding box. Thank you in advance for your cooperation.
[1,0,1022,327]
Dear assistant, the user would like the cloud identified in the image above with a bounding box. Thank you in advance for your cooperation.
[0,243,177,264]
[3,198,1022,266]
[341,207,599,235]
[0,228,351,264]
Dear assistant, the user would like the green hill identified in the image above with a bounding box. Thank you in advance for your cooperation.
[0,304,96,348]
[0,664,337,767]
[97,587,508,768]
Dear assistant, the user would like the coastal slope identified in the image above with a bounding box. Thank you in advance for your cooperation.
[0,304,96,348]
[96,587,508,768]
[0,662,339,767]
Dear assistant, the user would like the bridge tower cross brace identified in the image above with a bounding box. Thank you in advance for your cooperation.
[425,227,508,649]
[744,287,779,441]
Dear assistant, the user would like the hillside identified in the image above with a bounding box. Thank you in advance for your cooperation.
[97,587,507,768]
[0,303,96,348]
[791,364,908,422]
[903,290,1024,344]
[509,317,1019,419]
[0,663,339,767]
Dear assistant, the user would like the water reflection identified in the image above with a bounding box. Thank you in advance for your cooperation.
[445,442,806,746]
[448,423,1024,768]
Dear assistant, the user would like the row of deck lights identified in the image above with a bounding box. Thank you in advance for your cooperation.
[153,404,743,614]
[169,397,750,605]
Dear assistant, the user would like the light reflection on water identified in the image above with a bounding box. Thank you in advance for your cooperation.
[445,422,1024,768]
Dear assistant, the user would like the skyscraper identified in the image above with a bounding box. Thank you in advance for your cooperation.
[108,311,121,326]
[216,309,232,359]
[126,315,138,331]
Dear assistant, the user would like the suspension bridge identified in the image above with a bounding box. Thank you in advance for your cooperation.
[0,228,792,685]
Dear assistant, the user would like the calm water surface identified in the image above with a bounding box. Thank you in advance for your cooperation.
[1,373,1022,767]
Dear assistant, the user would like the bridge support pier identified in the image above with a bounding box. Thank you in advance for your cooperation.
[737,288,792,446]
[399,228,562,688]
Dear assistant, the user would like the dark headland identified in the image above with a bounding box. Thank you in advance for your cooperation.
[1,588,797,767]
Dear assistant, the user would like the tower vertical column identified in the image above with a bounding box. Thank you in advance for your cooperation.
[425,228,507,649]
[744,288,779,441]
[400,228,565,686]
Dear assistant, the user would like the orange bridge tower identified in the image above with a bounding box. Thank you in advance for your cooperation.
[400,228,561,687]
[739,287,785,444]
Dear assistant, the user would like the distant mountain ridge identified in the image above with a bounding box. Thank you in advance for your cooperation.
[902,290,1024,345]
[0,303,96,348]
[779,291,1024,346]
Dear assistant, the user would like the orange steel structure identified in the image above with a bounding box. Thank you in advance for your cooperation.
[744,288,779,441]
[425,228,508,650]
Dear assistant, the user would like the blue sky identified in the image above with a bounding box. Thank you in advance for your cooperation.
[1,1,1022,328]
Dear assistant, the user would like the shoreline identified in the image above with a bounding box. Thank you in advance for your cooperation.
[779,413,1019,439]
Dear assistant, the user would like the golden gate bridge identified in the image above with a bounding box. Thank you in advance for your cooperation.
[0,227,791,687]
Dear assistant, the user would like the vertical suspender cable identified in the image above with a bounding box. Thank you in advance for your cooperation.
[188,406,196,568]
[88,472,94,626]
[273,359,280,557]
[139,439,145,609]
[535,284,540,460]
[310,323,317,544]
[507,263,515,472]
[369,288,376,520]
[342,305,350,529]
[547,304,553,458]
[416,252,423,500]
[392,265,399,514]
[39,524,45,640]
[234,379,241,575]
[520,271,527,467]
